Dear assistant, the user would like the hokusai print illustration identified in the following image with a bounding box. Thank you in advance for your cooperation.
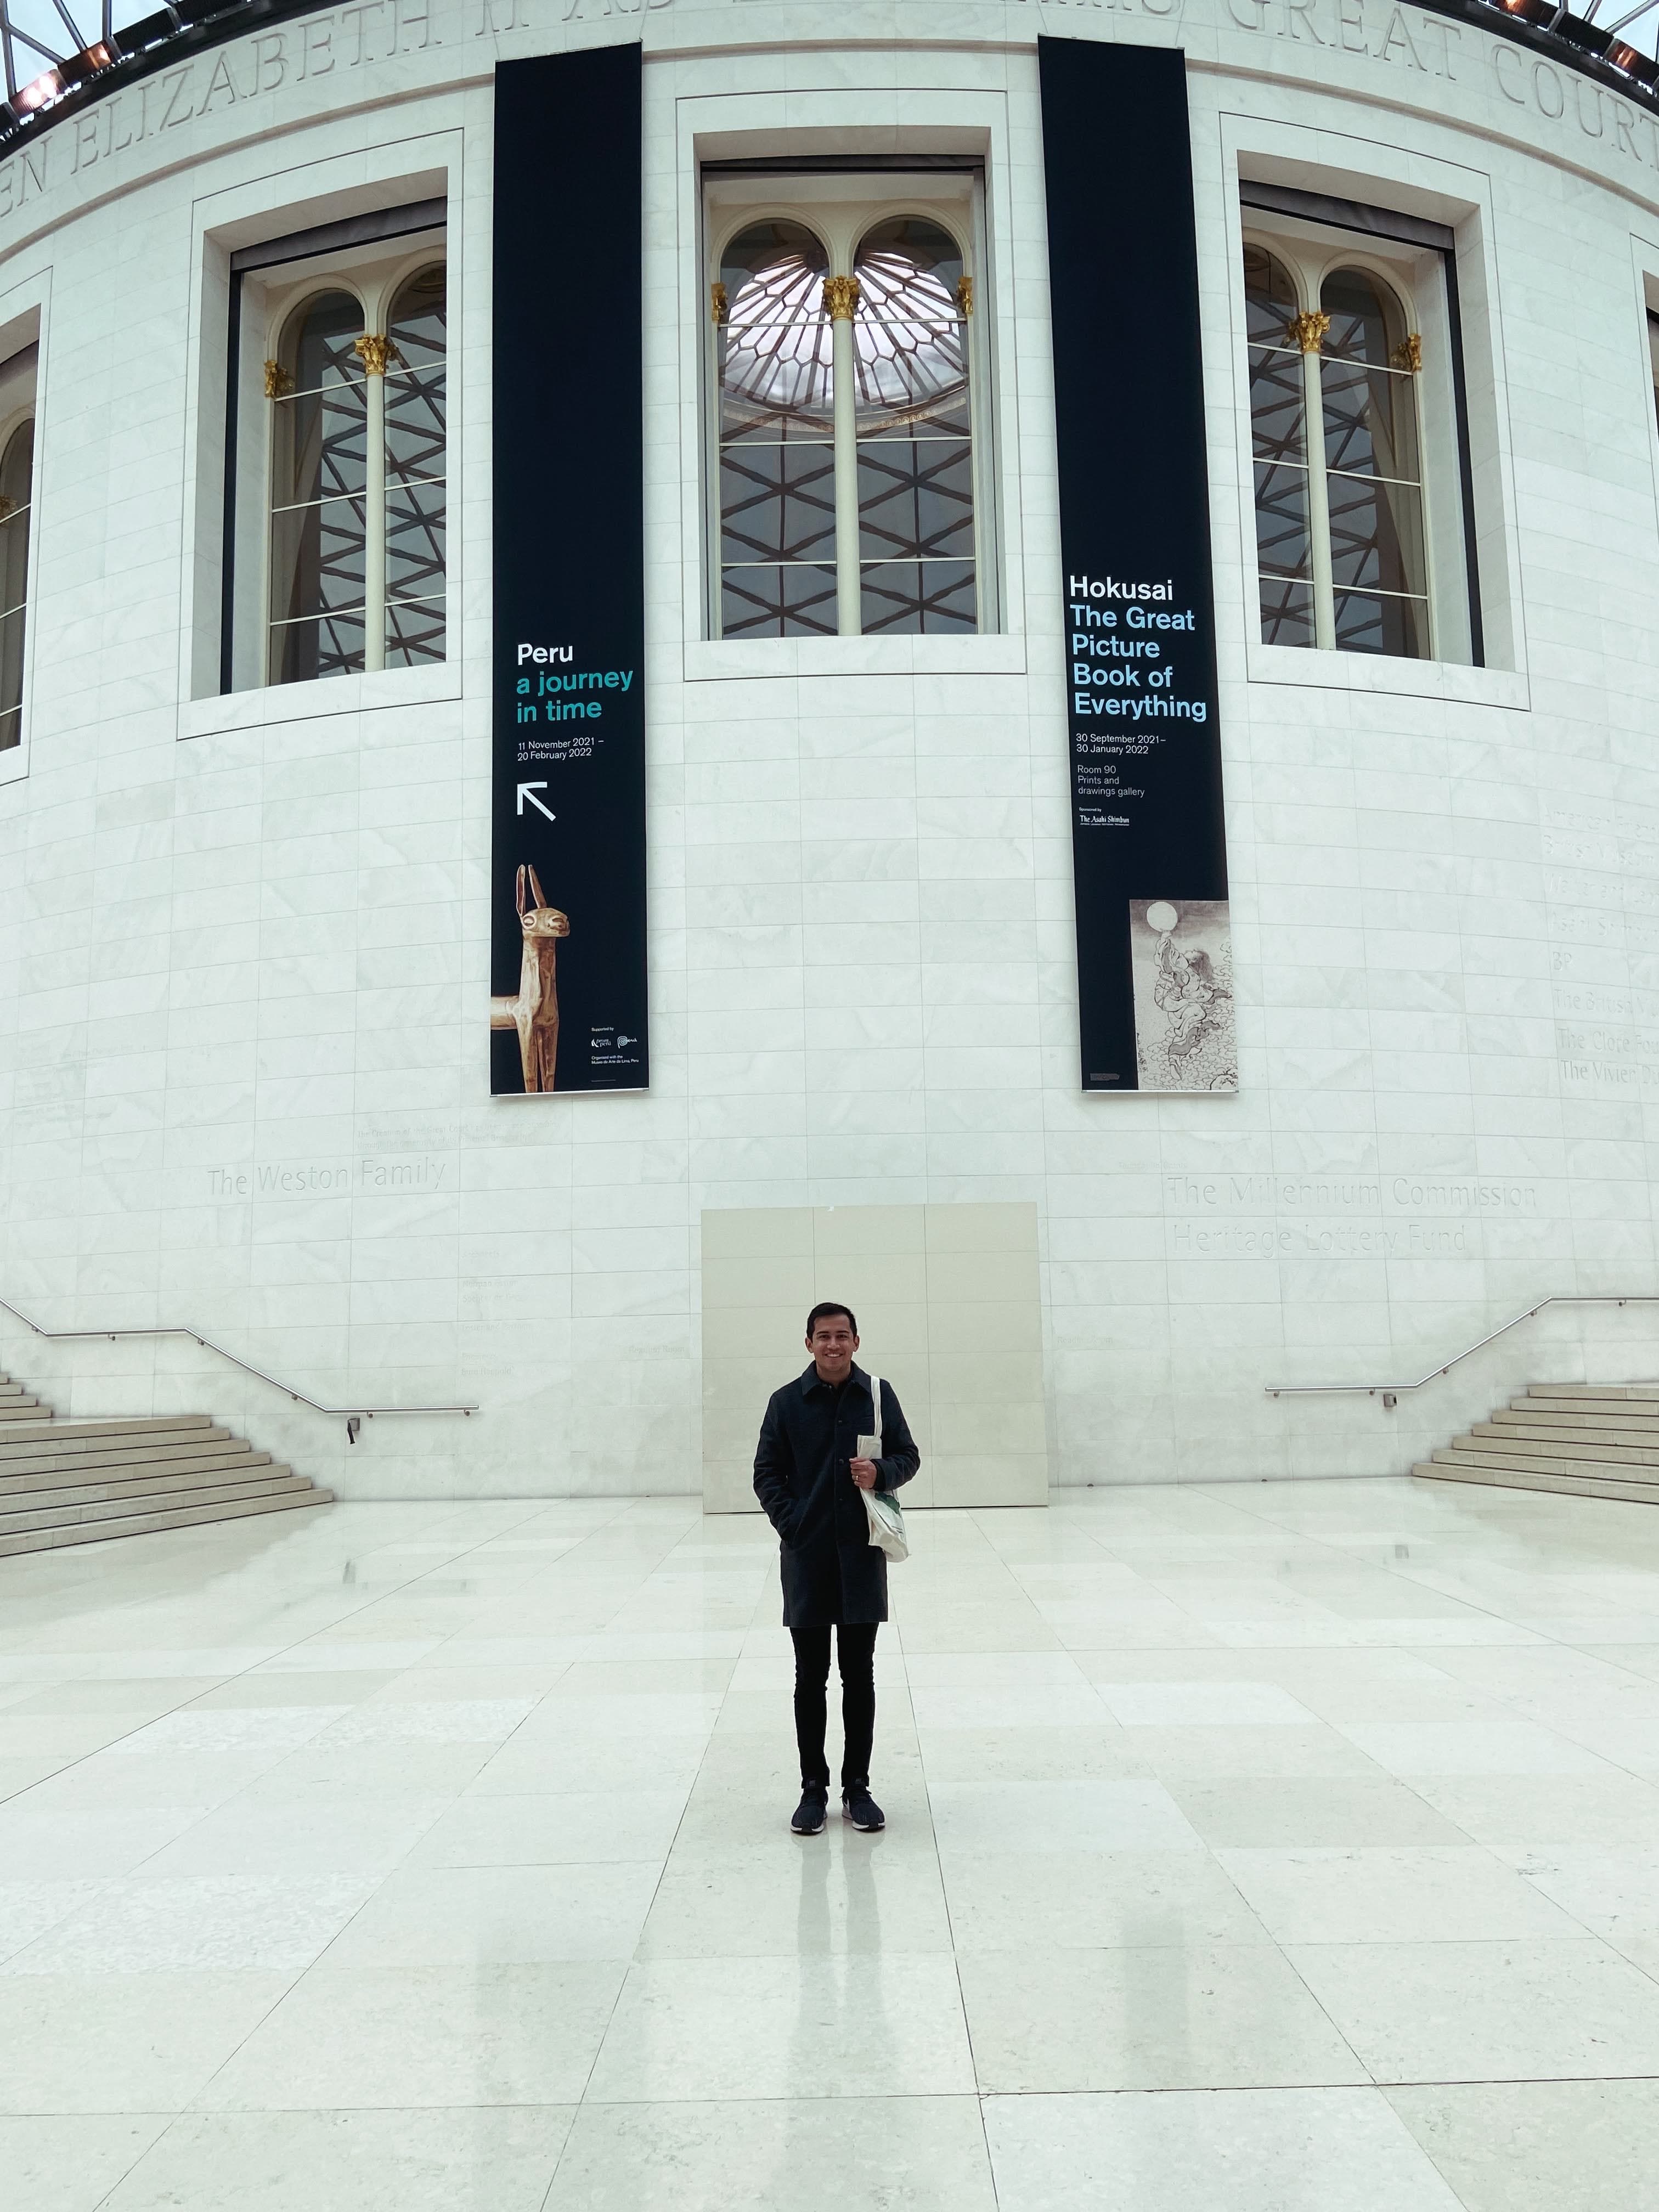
[1129,900,1237,1093]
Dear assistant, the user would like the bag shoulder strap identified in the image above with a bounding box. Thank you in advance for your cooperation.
[866,1370,883,1457]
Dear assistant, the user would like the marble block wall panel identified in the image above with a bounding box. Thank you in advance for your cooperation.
[701,1203,1047,1513]
[5,10,1659,1497]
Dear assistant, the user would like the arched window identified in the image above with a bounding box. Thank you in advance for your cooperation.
[708,180,984,640]
[0,416,33,751]
[1319,268,1428,658]
[715,219,836,638]
[266,260,448,685]
[853,216,975,635]
[1244,246,1313,648]
[1243,236,1433,661]
[268,290,369,683]
[383,263,447,666]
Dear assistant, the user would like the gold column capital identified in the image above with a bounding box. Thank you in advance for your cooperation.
[710,281,729,325]
[956,274,974,318]
[353,332,397,376]
[1289,311,1330,356]
[822,274,861,321]
[263,359,294,398]
[1391,331,1423,373]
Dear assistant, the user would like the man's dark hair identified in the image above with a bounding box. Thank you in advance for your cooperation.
[805,1301,857,1339]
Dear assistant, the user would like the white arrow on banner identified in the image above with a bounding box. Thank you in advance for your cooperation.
[517,782,556,822]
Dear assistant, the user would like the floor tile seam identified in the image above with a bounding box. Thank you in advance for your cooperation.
[1491,1845,1657,1954]
[973,2068,1659,2097]
[5,1510,557,1811]
[908,1633,1013,2211]
[546,1673,728,2183]
[1178,1484,1534,1615]
[81,2108,176,2212]
[1242,1904,1381,2088]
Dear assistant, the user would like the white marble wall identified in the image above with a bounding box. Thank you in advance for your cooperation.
[3,0,1659,1498]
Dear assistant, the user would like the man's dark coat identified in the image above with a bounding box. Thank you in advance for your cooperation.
[752,1363,920,1626]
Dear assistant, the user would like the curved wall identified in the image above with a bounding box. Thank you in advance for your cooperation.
[3,0,1659,1497]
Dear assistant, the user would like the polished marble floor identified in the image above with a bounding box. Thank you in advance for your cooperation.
[4,1477,1659,2208]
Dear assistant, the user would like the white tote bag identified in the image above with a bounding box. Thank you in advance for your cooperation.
[857,1372,909,1563]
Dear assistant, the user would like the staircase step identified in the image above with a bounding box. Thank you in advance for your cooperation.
[1460,1429,1659,1470]
[0,1372,329,1554]
[1431,1444,1659,1487]
[1415,1459,1659,1506]
[1,1453,276,1510]
[1508,1386,1659,1407]
[1524,1384,1659,1403]
[1490,1408,1659,1438]
[0,1439,251,1489]
[0,1417,219,1459]
[0,1484,335,1557]
[0,1470,310,1538]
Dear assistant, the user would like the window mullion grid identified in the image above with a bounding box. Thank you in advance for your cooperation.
[831,285,860,637]
[364,365,387,674]
[1304,340,1336,652]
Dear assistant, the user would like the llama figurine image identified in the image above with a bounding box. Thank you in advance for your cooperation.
[489,864,571,1091]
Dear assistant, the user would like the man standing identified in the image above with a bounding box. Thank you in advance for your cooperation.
[753,1302,920,1836]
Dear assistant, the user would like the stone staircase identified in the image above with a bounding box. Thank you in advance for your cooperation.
[0,1372,332,1557]
[1414,1384,1659,1504]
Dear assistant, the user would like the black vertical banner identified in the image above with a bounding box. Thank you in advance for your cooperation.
[490,46,649,1094]
[1038,38,1235,1096]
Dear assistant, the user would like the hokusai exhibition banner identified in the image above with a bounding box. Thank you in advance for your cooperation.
[1037,37,1236,1096]
[489,44,649,1094]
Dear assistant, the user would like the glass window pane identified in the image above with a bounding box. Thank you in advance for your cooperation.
[0,703,18,752]
[1321,358,1419,483]
[274,610,366,685]
[719,222,833,443]
[0,601,24,729]
[1244,244,1299,348]
[274,380,367,507]
[719,442,837,565]
[0,417,31,620]
[388,263,445,372]
[1260,578,1315,649]
[1253,462,1312,583]
[1650,312,1659,431]
[718,222,837,635]
[1319,268,1399,366]
[850,219,975,627]
[386,482,445,606]
[1325,469,1425,599]
[0,412,33,511]
[851,218,972,442]
[856,438,974,563]
[385,368,445,486]
[1333,589,1430,659]
[386,594,445,668]
[287,291,364,396]
[1248,343,1306,465]
[860,557,976,635]
[270,496,368,631]
[720,562,837,639]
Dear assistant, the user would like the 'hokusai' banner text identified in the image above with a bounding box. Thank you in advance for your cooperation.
[1039,37,1235,1094]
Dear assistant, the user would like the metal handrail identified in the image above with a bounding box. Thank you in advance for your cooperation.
[0,1294,477,1438]
[1265,1294,1659,1408]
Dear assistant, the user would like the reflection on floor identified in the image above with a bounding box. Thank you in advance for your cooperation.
[3,1478,1659,2208]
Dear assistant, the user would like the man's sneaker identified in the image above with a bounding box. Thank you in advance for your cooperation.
[791,1785,828,1836]
[842,1784,885,1832]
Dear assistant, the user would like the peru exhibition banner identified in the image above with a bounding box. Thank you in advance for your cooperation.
[1038,37,1235,1095]
[489,45,649,1094]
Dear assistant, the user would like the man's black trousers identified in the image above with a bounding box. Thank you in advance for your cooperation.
[789,1623,878,1791]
